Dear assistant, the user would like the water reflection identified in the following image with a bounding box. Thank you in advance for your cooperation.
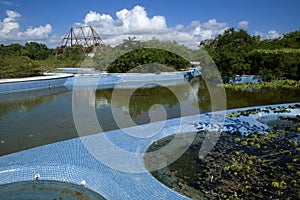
[95,83,194,123]
[0,80,299,156]
[0,86,69,121]
[0,89,76,156]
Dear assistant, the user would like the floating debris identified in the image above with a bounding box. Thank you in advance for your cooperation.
[80,180,86,186]
[34,173,40,180]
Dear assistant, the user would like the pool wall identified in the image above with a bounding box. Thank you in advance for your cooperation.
[64,72,187,89]
[0,72,187,94]
[0,86,69,103]
[0,74,73,93]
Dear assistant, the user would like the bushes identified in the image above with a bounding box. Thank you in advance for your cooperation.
[0,56,42,79]
[106,48,191,73]
[202,29,300,80]
[0,43,86,78]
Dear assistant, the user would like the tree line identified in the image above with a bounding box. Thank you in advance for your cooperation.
[0,29,299,80]
[91,37,195,73]
[200,28,300,80]
[0,42,85,78]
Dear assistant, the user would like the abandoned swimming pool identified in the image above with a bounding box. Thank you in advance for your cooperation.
[0,74,299,199]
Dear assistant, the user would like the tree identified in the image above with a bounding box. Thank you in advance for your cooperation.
[22,42,50,60]
[106,47,191,73]
[201,28,259,77]
[200,28,300,80]
[119,37,142,50]
[94,39,194,73]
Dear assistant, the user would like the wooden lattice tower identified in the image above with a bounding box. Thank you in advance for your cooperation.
[54,25,105,57]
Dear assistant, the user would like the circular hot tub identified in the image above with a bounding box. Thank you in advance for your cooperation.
[0,180,106,200]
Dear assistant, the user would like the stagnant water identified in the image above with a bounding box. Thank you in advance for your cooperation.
[0,180,105,200]
[0,80,299,156]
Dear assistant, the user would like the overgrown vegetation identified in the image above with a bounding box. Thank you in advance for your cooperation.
[1,29,299,79]
[106,48,191,73]
[200,29,300,80]
[146,114,300,199]
[219,79,300,90]
[92,38,198,73]
[0,42,85,78]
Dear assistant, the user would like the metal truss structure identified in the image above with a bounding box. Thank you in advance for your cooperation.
[54,25,105,57]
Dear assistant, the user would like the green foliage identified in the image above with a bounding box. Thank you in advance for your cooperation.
[227,131,300,199]
[0,42,87,78]
[22,42,51,60]
[1,29,300,79]
[248,49,300,80]
[148,129,300,199]
[119,36,142,50]
[0,42,49,78]
[219,79,300,90]
[105,48,191,73]
[201,28,300,80]
[52,47,86,67]
[0,56,42,78]
[201,28,259,77]
[92,39,200,73]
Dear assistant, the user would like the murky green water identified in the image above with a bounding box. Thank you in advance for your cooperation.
[0,80,299,156]
[0,180,106,200]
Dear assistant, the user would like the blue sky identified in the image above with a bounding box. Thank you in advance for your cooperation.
[0,0,299,47]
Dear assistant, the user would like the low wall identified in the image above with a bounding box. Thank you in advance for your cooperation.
[0,74,73,93]
[0,86,69,103]
[0,72,187,93]
[64,72,187,89]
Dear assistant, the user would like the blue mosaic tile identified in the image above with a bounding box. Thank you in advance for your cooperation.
[1,103,299,199]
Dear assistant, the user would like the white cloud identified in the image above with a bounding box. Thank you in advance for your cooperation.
[80,5,167,39]
[101,18,228,49]
[202,19,227,30]
[0,0,13,6]
[181,19,228,44]
[0,5,283,48]
[116,5,166,30]
[6,10,21,19]
[0,10,52,44]
[19,24,52,39]
[81,6,229,49]
[237,20,249,30]
[0,10,20,36]
[175,24,184,31]
[84,11,114,26]
[255,30,282,40]
[266,30,281,39]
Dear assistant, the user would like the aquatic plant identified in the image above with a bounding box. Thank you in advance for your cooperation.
[218,79,300,90]
[147,131,300,199]
[226,104,300,118]
[147,104,300,199]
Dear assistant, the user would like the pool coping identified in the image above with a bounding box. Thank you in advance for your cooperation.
[0,103,299,199]
[0,74,74,94]
[0,74,74,84]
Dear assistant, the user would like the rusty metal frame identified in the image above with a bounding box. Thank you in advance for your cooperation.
[54,25,105,57]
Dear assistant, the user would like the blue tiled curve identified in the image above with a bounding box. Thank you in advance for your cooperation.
[0,103,299,199]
